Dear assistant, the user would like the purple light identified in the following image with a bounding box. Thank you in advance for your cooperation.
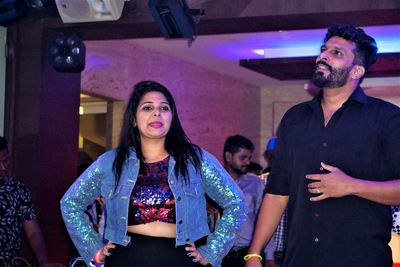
[85,55,110,68]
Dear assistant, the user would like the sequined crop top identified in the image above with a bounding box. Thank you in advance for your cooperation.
[128,157,176,225]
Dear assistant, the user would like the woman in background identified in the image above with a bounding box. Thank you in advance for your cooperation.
[61,80,247,267]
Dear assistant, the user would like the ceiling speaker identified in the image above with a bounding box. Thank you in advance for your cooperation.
[55,0,127,23]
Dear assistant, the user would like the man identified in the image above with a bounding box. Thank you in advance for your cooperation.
[222,135,276,267]
[245,24,400,267]
[0,136,48,267]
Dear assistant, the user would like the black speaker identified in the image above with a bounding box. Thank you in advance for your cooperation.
[148,0,198,40]
[48,33,86,72]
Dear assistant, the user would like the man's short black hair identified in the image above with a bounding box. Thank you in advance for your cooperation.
[223,135,254,163]
[0,136,8,151]
[324,24,378,81]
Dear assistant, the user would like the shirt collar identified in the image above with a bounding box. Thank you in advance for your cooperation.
[309,85,367,107]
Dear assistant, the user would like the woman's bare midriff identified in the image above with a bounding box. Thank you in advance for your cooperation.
[127,221,176,238]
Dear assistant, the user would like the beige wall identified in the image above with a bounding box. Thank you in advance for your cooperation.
[81,40,261,162]
[259,83,312,165]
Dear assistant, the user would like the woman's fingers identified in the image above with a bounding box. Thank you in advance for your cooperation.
[185,243,198,260]
[99,241,115,259]
[185,243,208,265]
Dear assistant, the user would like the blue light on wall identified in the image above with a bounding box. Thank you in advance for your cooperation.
[250,25,400,58]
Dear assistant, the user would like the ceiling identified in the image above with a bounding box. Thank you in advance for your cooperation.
[126,24,400,87]
[28,1,399,89]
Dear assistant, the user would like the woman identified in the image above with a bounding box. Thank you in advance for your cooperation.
[60,81,247,267]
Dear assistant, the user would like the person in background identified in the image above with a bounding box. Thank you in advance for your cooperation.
[0,136,49,267]
[60,80,247,267]
[262,136,277,176]
[84,196,106,240]
[261,136,287,267]
[248,162,263,176]
[221,135,276,267]
[246,24,400,267]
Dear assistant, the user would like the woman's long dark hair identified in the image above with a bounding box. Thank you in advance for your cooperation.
[112,80,201,186]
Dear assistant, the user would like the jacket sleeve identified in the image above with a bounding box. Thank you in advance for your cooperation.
[60,153,108,265]
[197,150,247,267]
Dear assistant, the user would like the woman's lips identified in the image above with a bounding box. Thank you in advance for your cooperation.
[149,122,163,128]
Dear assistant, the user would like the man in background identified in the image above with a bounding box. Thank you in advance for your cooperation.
[262,136,277,176]
[222,135,276,267]
[0,136,49,267]
[262,136,286,267]
[248,162,263,176]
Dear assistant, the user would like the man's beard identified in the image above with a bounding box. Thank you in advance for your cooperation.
[231,165,248,175]
[312,61,352,89]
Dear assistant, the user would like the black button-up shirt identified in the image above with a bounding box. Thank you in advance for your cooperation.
[267,86,400,267]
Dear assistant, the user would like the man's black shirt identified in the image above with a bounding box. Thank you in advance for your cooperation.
[267,86,400,267]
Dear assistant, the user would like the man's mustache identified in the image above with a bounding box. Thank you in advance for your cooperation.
[315,60,333,72]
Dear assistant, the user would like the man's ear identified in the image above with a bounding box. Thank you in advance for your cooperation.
[351,65,365,80]
[225,152,233,163]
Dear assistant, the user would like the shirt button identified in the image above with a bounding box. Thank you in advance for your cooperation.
[179,220,183,224]
[314,237,319,242]
[322,142,328,147]
[186,238,190,242]
[177,196,181,201]
[170,180,175,185]
[314,213,319,217]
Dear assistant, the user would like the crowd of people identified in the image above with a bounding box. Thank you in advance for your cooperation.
[2,24,400,267]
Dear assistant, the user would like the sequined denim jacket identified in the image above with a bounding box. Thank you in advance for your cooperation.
[60,148,247,267]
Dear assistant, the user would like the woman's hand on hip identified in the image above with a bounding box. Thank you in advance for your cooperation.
[185,243,209,265]
[96,241,115,262]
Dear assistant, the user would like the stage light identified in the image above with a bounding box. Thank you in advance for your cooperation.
[48,33,86,73]
[148,0,204,42]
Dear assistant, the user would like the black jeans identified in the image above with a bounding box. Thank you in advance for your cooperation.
[221,247,250,267]
[221,247,268,267]
[105,233,201,267]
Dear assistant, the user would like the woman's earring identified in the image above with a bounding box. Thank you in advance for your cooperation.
[133,120,137,127]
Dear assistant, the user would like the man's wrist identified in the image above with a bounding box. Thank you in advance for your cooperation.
[244,253,263,261]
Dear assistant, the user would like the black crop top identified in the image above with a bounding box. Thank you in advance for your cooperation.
[128,157,176,225]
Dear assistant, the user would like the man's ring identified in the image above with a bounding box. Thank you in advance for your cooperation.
[316,189,320,194]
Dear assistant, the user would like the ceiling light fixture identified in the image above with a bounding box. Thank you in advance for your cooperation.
[48,33,86,72]
[148,0,205,45]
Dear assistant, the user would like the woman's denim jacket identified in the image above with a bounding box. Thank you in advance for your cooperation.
[60,148,247,267]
